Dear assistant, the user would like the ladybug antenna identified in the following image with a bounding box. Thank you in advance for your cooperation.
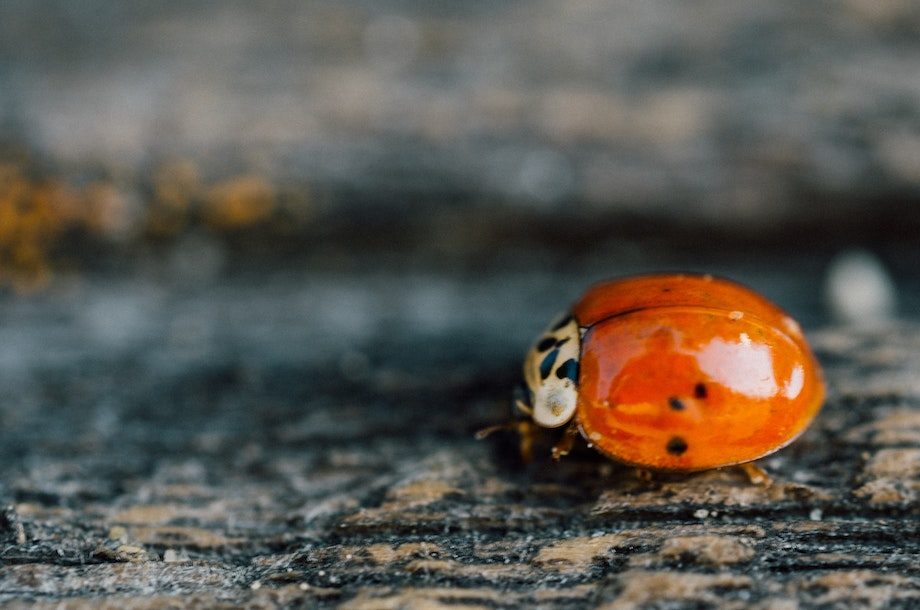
[513,383,534,416]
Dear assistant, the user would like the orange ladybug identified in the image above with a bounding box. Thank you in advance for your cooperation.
[485,274,825,480]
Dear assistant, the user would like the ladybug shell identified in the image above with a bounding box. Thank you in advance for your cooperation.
[572,274,824,471]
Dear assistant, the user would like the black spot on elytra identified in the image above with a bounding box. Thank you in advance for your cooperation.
[667,437,688,456]
[555,358,579,383]
[539,350,559,380]
[552,315,573,330]
[537,337,556,352]
[668,397,685,411]
[694,382,707,399]
[662,287,672,292]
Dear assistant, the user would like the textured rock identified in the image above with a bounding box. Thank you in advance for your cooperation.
[0,275,917,607]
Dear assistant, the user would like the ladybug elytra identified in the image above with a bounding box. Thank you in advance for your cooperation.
[489,274,825,476]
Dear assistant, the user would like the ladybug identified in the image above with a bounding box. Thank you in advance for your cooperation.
[482,274,825,481]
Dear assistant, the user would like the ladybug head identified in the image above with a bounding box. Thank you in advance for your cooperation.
[520,314,581,428]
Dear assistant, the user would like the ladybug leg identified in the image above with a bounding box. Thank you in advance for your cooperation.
[475,419,538,463]
[474,397,534,442]
[550,423,579,461]
[517,421,536,463]
[633,468,654,483]
[739,462,772,486]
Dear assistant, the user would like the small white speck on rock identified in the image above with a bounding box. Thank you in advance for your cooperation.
[810,508,823,521]
[694,509,710,519]
[825,249,897,325]
[250,581,262,590]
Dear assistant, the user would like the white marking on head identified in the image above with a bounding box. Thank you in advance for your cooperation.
[521,314,581,428]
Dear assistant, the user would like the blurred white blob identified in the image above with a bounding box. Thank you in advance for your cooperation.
[518,149,575,205]
[494,148,575,207]
[83,289,160,349]
[824,249,897,325]
[363,15,421,72]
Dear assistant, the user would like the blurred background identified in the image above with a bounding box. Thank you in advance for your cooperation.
[0,1,918,433]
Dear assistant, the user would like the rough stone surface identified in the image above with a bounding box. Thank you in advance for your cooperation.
[0,274,918,608]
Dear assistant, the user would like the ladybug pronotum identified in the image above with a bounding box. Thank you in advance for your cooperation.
[485,274,825,481]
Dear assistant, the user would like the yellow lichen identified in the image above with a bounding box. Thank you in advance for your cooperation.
[201,175,275,229]
[0,165,64,291]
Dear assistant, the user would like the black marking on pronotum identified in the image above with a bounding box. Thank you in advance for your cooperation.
[666,436,688,456]
[539,350,559,380]
[552,315,573,331]
[668,397,685,411]
[555,337,570,347]
[537,337,556,352]
[555,358,579,383]
[694,382,707,399]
